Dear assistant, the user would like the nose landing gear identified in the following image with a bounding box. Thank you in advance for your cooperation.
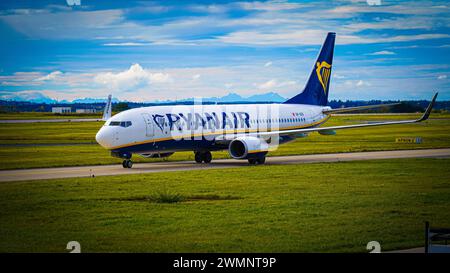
[122,159,133,168]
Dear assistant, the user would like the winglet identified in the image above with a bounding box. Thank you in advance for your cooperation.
[102,94,112,121]
[417,92,438,122]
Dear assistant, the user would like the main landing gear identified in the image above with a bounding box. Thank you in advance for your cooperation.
[248,156,266,165]
[122,159,133,168]
[194,151,212,164]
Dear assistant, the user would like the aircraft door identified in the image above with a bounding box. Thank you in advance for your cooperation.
[141,113,154,137]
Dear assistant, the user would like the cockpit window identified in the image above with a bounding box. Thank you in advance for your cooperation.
[121,121,132,127]
[109,121,132,127]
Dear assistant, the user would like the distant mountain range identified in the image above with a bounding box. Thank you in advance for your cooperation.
[154,92,286,103]
[3,92,449,113]
[70,97,121,104]
[1,91,286,104]
[1,91,59,104]
[2,92,450,113]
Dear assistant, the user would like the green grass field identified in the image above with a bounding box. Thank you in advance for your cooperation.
[0,158,449,252]
[0,112,102,120]
[1,113,450,170]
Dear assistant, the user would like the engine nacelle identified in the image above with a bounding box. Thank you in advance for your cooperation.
[139,152,174,158]
[228,136,269,159]
[318,129,336,135]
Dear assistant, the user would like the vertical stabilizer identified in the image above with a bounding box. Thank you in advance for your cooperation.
[284,32,336,106]
[102,94,112,121]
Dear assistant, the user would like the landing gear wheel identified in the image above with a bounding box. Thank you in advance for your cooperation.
[248,158,257,164]
[194,151,213,163]
[248,157,266,165]
[122,159,133,168]
[256,157,266,165]
[194,152,203,163]
[203,151,212,163]
[126,160,133,168]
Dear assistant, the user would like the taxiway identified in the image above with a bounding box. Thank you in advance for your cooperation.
[1,148,449,183]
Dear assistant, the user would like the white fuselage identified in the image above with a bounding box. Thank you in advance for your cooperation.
[95,103,331,154]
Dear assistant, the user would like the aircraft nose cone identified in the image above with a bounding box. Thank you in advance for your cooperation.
[96,127,112,148]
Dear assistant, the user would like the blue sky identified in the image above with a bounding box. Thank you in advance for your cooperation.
[0,0,449,102]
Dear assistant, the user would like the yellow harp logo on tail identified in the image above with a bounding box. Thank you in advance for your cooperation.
[316,61,331,94]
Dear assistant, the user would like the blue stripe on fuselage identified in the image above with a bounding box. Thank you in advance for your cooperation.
[112,135,296,155]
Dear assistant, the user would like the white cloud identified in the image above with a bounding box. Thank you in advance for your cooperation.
[327,3,448,16]
[3,60,449,102]
[367,50,396,55]
[389,45,419,49]
[0,72,44,86]
[148,72,171,83]
[258,79,278,89]
[345,80,371,87]
[218,30,450,46]
[35,71,63,81]
[334,73,346,79]
[1,1,449,47]
[0,9,124,40]
[103,42,150,46]
[94,63,171,91]
[237,1,305,11]
[218,29,325,45]
[264,61,272,67]
[192,74,201,80]
[438,75,447,80]
[343,17,436,32]
[187,3,230,13]
[256,79,297,90]
[367,0,382,6]
[356,80,371,87]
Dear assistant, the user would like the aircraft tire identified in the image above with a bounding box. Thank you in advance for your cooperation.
[194,152,203,163]
[256,157,266,165]
[203,151,212,163]
[126,160,133,168]
[123,159,133,168]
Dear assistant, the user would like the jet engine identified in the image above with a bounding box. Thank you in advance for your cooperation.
[228,136,269,159]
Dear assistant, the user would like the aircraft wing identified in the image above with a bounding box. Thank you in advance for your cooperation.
[322,103,400,114]
[216,93,437,141]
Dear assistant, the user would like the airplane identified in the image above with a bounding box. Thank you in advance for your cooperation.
[102,94,112,121]
[96,32,438,168]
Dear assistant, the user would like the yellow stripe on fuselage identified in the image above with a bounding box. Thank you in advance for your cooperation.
[109,115,330,150]
[247,149,269,154]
